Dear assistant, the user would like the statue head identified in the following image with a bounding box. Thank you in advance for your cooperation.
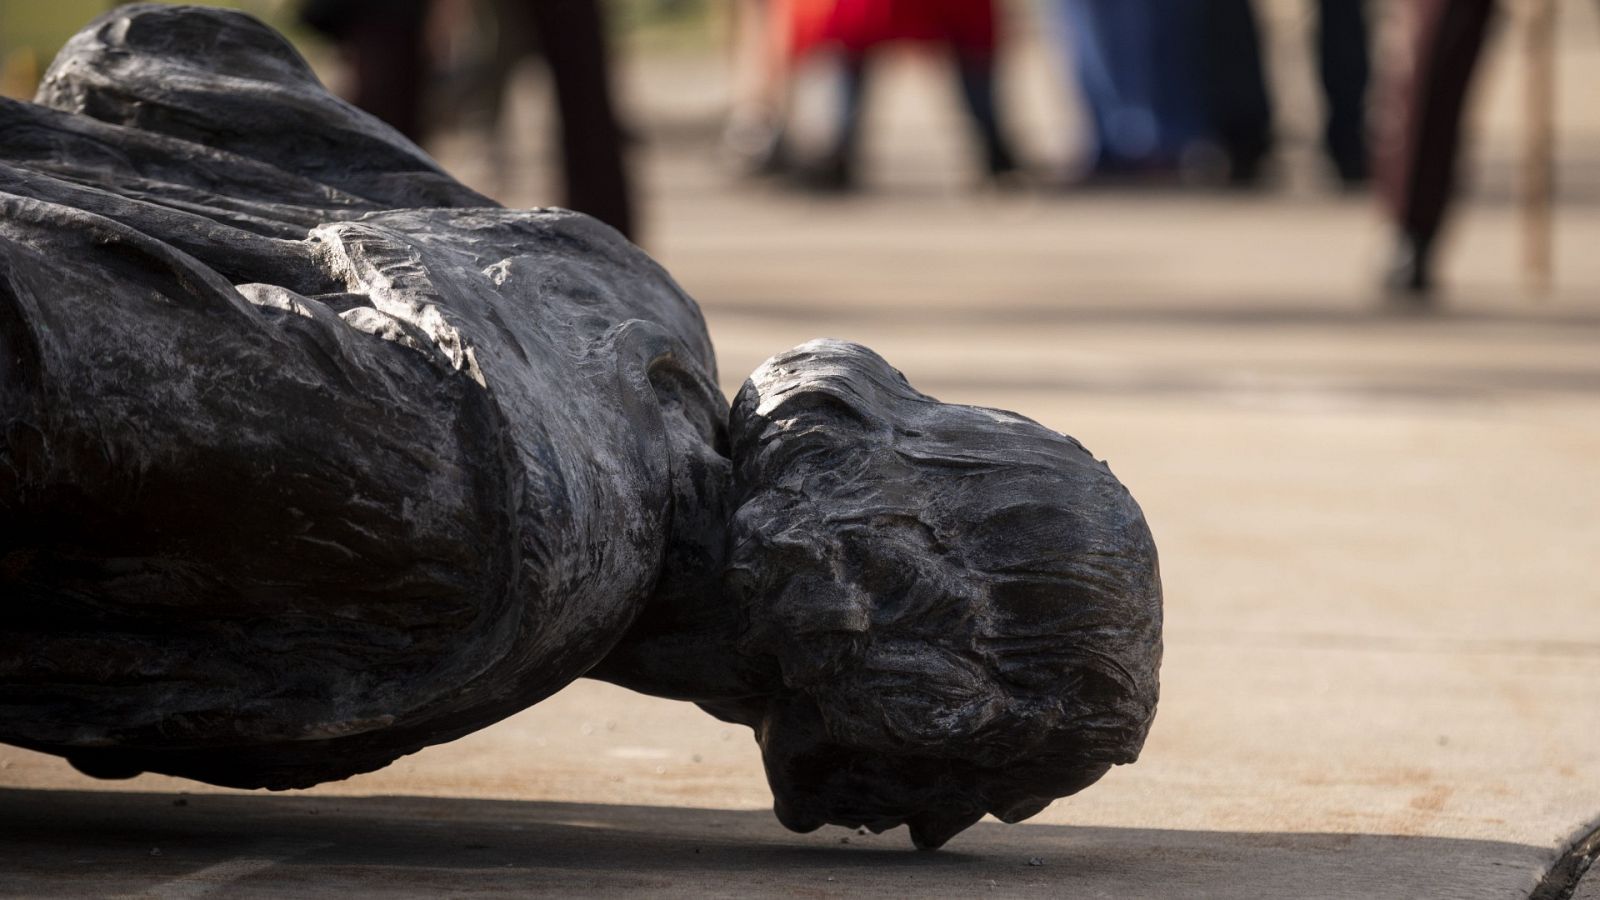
[718,340,1162,848]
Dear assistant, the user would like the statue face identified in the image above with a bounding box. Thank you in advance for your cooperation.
[723,339,1162,846]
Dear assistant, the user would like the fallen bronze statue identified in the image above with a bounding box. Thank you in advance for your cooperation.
[0,5,1162,850]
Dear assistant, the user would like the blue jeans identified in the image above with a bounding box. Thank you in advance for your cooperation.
[1055,0,1207,172]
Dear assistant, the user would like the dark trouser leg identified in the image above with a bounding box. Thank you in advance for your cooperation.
[1204,0,1273,185]
[954,52,1018,178]
[809,52,869,191]
[1317,0,1371,185]
[526,0,635,240]
[1379,0,1496,293]
[346,2,429,142]
[1056,0,1121,172]
[1150,0,1208,166]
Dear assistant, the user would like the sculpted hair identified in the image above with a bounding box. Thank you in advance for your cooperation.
[721,339,1162,847]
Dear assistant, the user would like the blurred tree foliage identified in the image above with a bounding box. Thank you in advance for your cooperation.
[610,0,721,54]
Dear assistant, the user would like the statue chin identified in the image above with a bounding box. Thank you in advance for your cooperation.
[0,4,1162,849]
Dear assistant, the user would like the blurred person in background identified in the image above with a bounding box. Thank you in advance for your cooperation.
[1202,0,1372,188]
[1377,0,1495,303]
[1051,0,1208,185]
[504,0,635,239]
[300,0,634,240]
[795,0,1021,191]
[299,0,432,141]
[722,0,827,177]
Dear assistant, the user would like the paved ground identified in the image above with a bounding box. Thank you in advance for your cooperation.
[3,5,1600,897]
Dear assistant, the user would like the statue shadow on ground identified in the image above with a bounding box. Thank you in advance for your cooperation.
[0,788,1554,898]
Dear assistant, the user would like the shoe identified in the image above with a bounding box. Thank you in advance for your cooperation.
[985,138,1019,178]
[722,118,791,179]
[1381,232,1436,309]
[792,152,856,194]
[1334,161,1370,192]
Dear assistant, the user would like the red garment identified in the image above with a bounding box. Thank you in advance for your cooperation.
[794,0,999,59]
[787,0,838,58]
